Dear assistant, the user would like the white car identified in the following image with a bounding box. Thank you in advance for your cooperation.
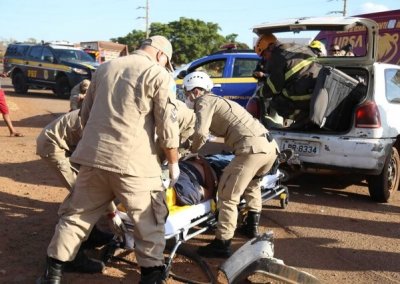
[247,16,400,202]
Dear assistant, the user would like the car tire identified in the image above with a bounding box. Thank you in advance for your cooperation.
[12,72,28,94]
[367,147,400,203]
[55,76,71,99]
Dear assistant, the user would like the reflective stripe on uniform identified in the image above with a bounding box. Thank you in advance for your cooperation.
[282,89,311,101]
[284,57,315,81]
[266,77,278,94]
[266,57,315,98]
[280,56,315,101]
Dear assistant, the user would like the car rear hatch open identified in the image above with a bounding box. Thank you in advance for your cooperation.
[252,16,378,65]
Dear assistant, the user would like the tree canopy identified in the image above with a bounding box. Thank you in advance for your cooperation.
[111,17,249,66]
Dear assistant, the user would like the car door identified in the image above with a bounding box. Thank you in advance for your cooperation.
[25,46,45,84]
[187,55,259,107]
[187,57,226,96]
[223,56,259,106]
[40,46,58,86]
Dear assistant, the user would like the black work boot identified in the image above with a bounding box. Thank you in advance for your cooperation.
[64,249,105,273]
[81,226,114,250]
[197,238,232,258]
[36,256,64,284]
[139,266,166,284]
[238,211,261,239]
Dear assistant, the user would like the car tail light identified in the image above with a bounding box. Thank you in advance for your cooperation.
[355,101,381,128]
[246,97,261,119]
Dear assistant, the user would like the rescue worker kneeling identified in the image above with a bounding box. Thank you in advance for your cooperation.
[183,71,279,258]
[36,109,120,274]
[255,33,322,128]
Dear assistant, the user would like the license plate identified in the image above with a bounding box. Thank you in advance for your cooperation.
[281,140,320,156]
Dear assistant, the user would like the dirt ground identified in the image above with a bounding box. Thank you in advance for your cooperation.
[0,77,400,284]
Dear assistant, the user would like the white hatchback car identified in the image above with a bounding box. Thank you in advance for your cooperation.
[247,16,400,202]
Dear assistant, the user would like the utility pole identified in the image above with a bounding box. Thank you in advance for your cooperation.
[137,0,150,38]
[342,0,347,16]
[328,0,347,16]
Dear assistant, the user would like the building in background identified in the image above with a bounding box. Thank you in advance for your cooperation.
[80,41,129,63]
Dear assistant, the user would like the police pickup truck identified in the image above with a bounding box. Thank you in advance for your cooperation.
[3,42,99,99]
[175,48,260,107]
[247,16,400,203]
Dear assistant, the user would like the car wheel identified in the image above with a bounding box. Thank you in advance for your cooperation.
[55,76,71,99]
[12,72,28,94]
[367,147,400,202]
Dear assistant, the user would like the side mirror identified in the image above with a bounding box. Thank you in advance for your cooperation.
[44,56,54,63]
[177,70,188,79]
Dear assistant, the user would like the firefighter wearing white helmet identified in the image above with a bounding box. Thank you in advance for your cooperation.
[183,71,213,109]
[183,71,279,258]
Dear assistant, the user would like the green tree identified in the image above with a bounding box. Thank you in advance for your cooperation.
[224,33,250,50]
[111,30,146,53]
[150,17,226,65]
[111,17,249,66]
[26,38,38,44]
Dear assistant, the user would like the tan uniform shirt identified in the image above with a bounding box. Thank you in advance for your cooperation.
[71,50,180,177]
[175,100,196,145]
[36,109,82,157]
[191,94,270,154]
[156,100,195,161]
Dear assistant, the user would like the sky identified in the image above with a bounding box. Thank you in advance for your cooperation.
[0,0,398,48]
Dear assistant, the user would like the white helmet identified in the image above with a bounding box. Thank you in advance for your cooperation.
[183,71,213,92]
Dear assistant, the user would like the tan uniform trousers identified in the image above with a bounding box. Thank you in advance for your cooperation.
[216,142,277,240]
[47,166,168,268]
[40,152,78,190]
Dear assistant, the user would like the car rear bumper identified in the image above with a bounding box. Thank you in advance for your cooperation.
[272,133,395,174]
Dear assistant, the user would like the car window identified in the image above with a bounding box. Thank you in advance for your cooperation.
[191,59,225,78]
[232,58,259,77]
[385,69,400,103]
[42,47,54,60]
[5,45,30,57]
[53,49,95,62]
[27,46,44,60]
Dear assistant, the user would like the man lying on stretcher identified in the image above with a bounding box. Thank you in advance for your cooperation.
[172,153,232,206]
[170,150,290,215]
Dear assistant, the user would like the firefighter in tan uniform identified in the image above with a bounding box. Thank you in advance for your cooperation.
[176,99,196,149]
[36,110,125,274]
[69,79,90,111]
[157,99,196,162]
[183,71,279,258]
[36,110,82,190]
[37,35,180,284]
